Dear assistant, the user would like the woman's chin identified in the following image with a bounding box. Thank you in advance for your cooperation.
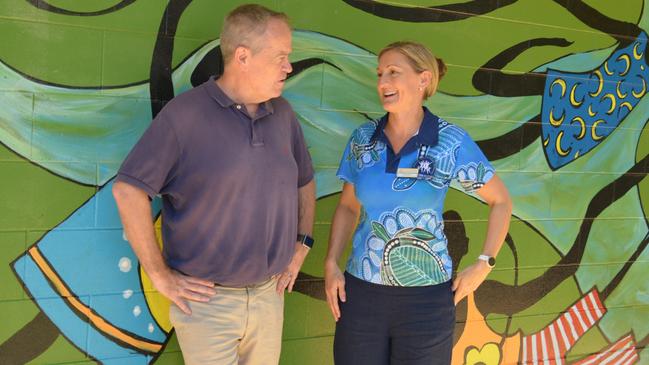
[381,101,398,112]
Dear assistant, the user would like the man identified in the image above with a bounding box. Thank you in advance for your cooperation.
[112,4,315,364]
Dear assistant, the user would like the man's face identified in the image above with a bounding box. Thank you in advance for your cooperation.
[246,19,293,102]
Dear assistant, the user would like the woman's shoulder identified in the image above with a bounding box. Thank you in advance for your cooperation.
[349,119,381,143]
[429,116,472,151]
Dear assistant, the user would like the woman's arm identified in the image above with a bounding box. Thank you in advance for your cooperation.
[324,183,361,321]
[452,174,512,304]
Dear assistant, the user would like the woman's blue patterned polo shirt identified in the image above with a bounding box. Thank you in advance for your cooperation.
[337,107,495,286]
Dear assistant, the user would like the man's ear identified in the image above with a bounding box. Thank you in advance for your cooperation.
[234,46,250,67]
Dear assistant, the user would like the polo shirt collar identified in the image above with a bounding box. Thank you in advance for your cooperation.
[204,76,274,116]
[370,106,439,148]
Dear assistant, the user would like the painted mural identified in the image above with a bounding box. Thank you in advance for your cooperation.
[0,0,648,364]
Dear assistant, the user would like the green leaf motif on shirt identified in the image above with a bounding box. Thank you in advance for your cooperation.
[381,237,448,286]
[371,221,391,242]
[477,162,486,181]
[403,227,437,241]
[370,149,379,161]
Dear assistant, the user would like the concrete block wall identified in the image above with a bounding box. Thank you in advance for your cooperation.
[1,0,648,364]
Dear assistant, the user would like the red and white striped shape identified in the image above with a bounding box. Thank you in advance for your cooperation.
[520,290,606,364]
[573,334,638,365]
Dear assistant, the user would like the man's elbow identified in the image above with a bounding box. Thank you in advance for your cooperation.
[112,181,142,206]
[299,179,316,198]
[112,181,127,205]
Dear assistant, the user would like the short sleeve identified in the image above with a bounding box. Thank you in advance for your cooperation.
[115,112,181,198]
[291,115,315,187]
[336,134,357,184]
[452,131,495,193]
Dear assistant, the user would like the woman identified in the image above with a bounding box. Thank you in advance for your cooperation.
[324,41,512,365]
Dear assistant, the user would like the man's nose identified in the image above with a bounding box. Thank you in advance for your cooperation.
[283,59,293,74]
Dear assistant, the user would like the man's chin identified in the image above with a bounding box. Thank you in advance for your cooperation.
[270,88,284,98]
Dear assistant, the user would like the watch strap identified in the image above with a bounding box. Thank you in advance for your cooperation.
[297,234,314,249]
[478,254,496,268]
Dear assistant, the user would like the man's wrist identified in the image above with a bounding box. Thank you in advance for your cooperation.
[147,265,173,283]
[297,233,314,249]
[292,242,310,262]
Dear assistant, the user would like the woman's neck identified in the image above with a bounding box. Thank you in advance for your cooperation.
[385,106,425,138]
[383,106,425,154]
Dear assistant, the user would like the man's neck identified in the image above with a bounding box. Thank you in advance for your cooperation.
[215,72,260,117]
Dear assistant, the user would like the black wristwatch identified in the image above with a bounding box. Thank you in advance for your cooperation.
[297,234,314,249]
[478,254,496,268]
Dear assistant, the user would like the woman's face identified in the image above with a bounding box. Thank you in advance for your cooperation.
[376,50,428,113]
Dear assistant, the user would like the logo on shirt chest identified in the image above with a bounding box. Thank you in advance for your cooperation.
[416,158,435,180]
[392,145,455,191]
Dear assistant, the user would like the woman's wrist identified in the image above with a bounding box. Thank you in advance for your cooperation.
[324,257,340,270]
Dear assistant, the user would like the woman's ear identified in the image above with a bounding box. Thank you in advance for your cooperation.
[420,70,433,90]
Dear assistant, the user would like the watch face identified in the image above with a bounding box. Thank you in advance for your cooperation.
[488,257,496,267]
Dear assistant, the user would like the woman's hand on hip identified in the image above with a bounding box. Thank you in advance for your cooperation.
[452,261,491,305]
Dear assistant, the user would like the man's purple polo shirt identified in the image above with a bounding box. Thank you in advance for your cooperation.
[115,77,314,287]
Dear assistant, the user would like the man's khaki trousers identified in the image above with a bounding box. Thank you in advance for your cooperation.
[169,276,284,365]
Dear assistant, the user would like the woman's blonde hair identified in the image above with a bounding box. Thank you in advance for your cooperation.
[379,41,447,99]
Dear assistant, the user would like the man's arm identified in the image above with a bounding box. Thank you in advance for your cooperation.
[276,179,316,293]
[112,181,216,314]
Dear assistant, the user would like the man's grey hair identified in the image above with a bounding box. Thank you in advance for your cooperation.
[220,4,290,63]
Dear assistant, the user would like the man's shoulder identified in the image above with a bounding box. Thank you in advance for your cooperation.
[162,84,209,116]
[269,95,295,116]
[350,120,380,142]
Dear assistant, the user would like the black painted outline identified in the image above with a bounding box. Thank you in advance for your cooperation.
[25,0,136,17]
[25,247,162,355]
[342,0,518,22]
[0,312,59,364]
[2,184,174,363]
[475,152,649,316]
[467,0,647,162]
[188,42,341,87]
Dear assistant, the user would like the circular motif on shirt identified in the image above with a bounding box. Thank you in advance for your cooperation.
[380,229,449,286]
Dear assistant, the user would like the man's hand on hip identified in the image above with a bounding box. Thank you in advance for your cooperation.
[153,269,217,315]
[276,242,310,294]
